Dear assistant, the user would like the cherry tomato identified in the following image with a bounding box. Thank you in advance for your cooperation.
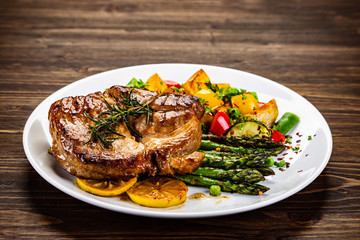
[210,111,231,136]
[271,130,285,143]
[164,80,181,89]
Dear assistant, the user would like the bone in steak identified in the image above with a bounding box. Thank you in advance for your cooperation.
[48,86,205,179]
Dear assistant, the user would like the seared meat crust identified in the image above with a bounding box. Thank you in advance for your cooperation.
[49,86,205,179]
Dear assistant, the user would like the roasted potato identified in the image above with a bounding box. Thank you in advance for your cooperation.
[183,69,210,95]
[254,99,279,128]
[187,69,211,84]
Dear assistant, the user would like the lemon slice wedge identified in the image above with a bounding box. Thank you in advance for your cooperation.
[76,177,137,197]
[126,177,188,208]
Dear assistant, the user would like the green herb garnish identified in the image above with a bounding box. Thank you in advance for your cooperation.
[85,90,152,147]
[171,86,183,92]
[291,146,300,151]
[125,78,149,88]
[250,92,258,101]
[274,160,286,168]
[205,106,212,114]
[207,85,245,102]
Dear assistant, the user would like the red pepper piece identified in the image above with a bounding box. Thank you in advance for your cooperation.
[272,130,285,143]
[164,80,181,89]
[210,111,231,136]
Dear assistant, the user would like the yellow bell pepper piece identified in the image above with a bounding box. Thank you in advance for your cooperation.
[194,89,224,110]
[231,93,259,115]
[146,73,168,94]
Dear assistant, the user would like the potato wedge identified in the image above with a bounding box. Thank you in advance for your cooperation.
[201,112,214,129]
[183,69,210,95]
[162,86,175,93]
[183,81,208,95]
[187,69,211,84]
[213,83,230,91]
[254,99,279,128]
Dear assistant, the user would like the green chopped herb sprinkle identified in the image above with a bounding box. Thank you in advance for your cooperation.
[291,147,300,151]
[205,106,212,114]
[274,160,286,168]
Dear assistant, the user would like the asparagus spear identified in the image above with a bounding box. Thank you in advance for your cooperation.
[202,134,285,150]
[199,150,244,157]
[201,140,252,154]
[201,152,269,169]
[200,140,284,155]
[199,151,276,175]
[254,167,275,176]
[199,151,277,175]
[175,175,269,195]
[191,167,265,183]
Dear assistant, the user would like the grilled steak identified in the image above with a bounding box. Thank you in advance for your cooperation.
[48,86,205,179]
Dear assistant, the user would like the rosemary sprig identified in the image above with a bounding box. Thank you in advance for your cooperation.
[84,90,152,148]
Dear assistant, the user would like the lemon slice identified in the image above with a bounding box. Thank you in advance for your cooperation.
[126,177,188,208]
[76,177,137,197]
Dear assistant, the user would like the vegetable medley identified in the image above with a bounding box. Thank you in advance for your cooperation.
[125,69,301,197]
[127,69,300,142]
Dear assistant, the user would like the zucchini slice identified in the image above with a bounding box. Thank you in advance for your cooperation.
[226,120,271,139]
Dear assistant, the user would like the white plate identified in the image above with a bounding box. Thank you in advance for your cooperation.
[23,64,332,218]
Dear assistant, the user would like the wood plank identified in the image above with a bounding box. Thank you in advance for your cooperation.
[0,0,359,239]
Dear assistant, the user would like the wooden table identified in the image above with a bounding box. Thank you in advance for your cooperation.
[1,1,359,239]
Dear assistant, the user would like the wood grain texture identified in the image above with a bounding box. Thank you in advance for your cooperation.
[0,0,359,239]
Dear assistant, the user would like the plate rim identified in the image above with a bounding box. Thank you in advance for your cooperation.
[22,63,333,218]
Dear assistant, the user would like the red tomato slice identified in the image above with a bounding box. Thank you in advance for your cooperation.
[271,130,285,143]
[210,111,231,136]
[164,80,181,89]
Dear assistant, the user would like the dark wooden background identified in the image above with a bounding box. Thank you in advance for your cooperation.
[1,0,359,239]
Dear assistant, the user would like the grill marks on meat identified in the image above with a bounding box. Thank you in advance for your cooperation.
[49,86,205,179]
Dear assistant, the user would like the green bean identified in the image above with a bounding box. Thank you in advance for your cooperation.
[275,112,300,135]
